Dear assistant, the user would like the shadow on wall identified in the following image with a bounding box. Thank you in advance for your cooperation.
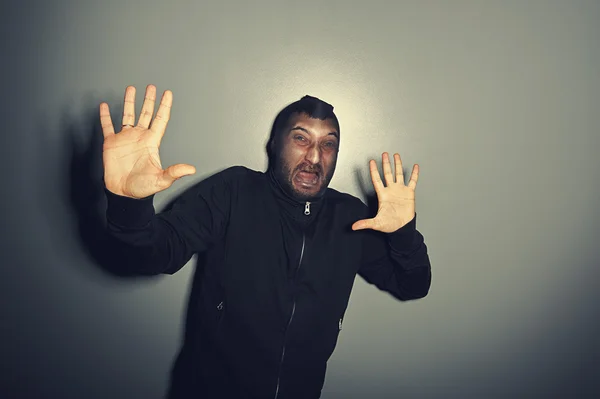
[354,167,378,217]
[54,96,194,279]
[63,100,147,277]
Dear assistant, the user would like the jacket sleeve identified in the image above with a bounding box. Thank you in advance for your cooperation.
[358,212,432,301]
[103,168,235,275]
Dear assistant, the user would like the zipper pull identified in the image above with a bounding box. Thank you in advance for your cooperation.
[304,202,311,215]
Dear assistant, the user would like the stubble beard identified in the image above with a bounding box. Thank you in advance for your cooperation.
[275,157,335,202]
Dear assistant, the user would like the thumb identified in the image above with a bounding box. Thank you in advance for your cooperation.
[352,218,375,231]
[159,163,196,187]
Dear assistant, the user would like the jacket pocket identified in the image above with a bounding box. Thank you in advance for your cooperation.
[321,316,344,362]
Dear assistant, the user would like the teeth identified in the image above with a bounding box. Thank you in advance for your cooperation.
[297,171,318,185]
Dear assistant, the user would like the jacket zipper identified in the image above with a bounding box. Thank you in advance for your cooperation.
[274,232,305,399]
[304,202,311,215]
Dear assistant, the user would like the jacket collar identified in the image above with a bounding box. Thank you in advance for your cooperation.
[266,167,326,224]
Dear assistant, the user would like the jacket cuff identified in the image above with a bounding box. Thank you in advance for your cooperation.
[387,213,417,253]
[104,186,155,228]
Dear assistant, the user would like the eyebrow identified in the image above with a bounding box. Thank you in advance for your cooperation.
[290,126,339,139]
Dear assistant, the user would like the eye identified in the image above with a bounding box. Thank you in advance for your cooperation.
[294,135,305,141]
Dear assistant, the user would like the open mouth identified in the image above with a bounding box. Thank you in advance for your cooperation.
[295,170,320,187]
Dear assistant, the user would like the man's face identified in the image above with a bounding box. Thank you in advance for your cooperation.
[272,112,340,202]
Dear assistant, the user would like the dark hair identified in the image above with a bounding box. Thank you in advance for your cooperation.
[266,95,340,166]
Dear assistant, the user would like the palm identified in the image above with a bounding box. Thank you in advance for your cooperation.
[103,135,163,198]
[352,153,419,233]
[99,85,196,199]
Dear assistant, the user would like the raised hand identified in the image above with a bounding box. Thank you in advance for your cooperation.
[352,152,419,233]
[100,85,196,199]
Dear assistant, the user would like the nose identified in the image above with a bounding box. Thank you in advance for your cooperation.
[305,144,321,165]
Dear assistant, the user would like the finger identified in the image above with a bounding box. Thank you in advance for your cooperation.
[150,90,173,139]
[394,153,404,184]
[158,163,196,188]
[382,152,394,186]
[407,164,419,190]
[99,102,115,137]
[122,86,136,127]
[352,218,375,231]
[137,84,157,129]
[369,159,385,193]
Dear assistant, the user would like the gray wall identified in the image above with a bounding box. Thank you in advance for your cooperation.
[2,1,599,398]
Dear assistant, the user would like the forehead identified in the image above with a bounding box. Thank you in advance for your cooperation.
[286,113,339,137]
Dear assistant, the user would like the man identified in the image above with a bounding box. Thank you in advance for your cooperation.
[100,85,431,399]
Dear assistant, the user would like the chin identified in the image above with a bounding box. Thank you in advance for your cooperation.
[275,163,330,201]
[291,182,325,201]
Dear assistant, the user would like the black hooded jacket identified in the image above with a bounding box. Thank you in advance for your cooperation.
[104,165,431,399]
